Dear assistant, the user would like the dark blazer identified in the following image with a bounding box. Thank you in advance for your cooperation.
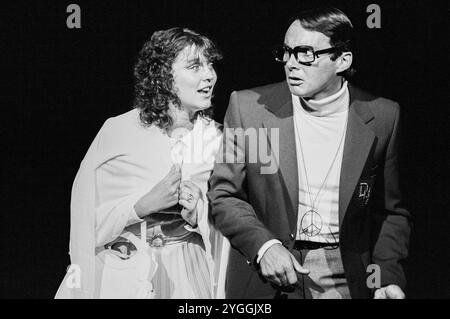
[207,81,412,299]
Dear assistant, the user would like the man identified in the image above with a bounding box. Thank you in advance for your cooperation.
[207,6,411,299]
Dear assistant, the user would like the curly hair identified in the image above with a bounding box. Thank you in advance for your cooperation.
[133,27,222,129]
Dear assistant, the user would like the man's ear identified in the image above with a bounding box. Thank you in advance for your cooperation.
[336,51,353,74]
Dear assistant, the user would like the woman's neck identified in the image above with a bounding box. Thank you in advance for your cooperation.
[166,105,196,138]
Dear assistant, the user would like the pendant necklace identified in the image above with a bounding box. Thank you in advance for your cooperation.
[296,114,348,238]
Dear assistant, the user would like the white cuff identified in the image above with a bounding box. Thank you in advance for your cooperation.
[126,202,144,226]
[256,239,282,264]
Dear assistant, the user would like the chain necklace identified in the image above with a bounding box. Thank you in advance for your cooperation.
[295,112,348,238]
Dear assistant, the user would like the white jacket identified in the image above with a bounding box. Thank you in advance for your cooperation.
[55,109,229,299]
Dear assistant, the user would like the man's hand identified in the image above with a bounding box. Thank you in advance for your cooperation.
[259,243,309,286]
[374,285,405,299]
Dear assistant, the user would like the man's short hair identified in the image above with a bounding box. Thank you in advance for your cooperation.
[289,6,355,78]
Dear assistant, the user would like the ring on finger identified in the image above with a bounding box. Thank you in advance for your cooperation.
[181,192,194,202]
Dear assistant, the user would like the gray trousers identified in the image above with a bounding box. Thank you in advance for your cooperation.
[277,246,351,299]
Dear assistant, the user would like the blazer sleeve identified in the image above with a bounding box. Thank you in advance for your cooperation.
[372,103,412,290]
[207,91,275,263]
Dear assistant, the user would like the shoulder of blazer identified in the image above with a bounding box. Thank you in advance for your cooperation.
[232,81,291,116]
[348,83,400,125]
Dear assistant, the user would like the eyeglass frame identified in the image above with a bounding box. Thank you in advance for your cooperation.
[272,42,350,65]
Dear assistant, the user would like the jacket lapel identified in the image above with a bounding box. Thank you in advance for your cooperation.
[339,86,375,226]
[259,83,375,231]
[262,84,299,231]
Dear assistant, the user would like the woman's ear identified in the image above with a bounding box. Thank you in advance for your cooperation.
[336,51,353,74]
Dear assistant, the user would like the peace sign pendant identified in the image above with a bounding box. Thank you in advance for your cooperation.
[300,209,323,237]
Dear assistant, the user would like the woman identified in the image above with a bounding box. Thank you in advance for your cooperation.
[55,28,229,299]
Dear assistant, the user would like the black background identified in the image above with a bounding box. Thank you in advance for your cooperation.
[1,0,449,298]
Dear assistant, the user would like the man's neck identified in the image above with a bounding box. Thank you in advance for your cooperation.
[298,80,349,117]
[305,77,344,101]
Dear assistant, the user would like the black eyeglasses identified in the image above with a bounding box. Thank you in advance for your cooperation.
[272,43,348,65]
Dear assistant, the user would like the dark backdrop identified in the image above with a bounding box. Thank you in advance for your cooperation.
[1,0,449,298]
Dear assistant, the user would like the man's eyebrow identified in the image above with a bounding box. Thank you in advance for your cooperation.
[284,43,315,49]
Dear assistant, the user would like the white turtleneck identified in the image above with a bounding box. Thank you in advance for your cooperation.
[293,81,349,243]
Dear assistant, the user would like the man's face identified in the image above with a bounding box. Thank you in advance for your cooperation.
[284,20,342,100]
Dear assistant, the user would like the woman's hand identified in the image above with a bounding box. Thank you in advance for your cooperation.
[178,180,202,227]
[134,164,182,218]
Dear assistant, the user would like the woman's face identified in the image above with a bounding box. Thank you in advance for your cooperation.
[171,45,217,114]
